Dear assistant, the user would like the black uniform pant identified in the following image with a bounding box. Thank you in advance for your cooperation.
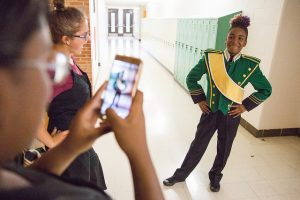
[173,111,241,184]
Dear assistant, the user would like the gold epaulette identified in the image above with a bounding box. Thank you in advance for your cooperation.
[242,54,261,64]
[204,49,223,54]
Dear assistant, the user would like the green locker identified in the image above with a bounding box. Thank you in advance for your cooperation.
[186,20,195,82]
[182,19,189,87]
[178,19,186,86]
[208,19,217,48]
[215,11,241,50]
[174,19,182,81]
[191,19,198,67]
[179,19,184,83]
[204,20,209,50]
[197,19,203,57]
[173,12,241,91]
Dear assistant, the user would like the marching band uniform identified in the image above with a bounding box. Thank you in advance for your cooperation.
[171,48,272,186]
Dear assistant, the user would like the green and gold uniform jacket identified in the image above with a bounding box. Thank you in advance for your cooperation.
[186,49,272,114]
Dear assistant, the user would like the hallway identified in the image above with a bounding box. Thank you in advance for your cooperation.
[92,37,300,200]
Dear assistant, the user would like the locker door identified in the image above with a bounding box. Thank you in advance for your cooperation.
[174,19,181,80]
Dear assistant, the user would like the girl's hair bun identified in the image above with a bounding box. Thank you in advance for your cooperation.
[53,0,65,11]
[230,14,250,28]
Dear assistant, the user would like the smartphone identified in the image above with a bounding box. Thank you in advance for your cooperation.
[100,55,142,119]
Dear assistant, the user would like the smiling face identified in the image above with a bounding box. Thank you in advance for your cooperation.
[226,27,247,56]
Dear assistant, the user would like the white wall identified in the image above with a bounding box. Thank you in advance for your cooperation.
[147,0,284,19]
[260,0,300,129]
[145,0,298,130]
[133,7,141,39]
[89,0,98,84]
[90,0,109,89]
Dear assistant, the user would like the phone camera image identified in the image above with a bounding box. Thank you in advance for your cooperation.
[100,58,140,118]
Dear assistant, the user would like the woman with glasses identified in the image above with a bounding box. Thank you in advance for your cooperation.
[37,0,106,189]
[0,0,164,199]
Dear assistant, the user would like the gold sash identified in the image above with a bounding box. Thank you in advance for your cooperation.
[207,53,244,104]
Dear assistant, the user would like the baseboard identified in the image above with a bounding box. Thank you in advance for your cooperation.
[240,118,300,137]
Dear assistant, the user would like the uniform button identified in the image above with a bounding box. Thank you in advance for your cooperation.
[212,101,215,104]
[212,85,215,88]
[243,74,246,77]
[248,68,252,71]
[238,82,241,85]
[213,93,216,96]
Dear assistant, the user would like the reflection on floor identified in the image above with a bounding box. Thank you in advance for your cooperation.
[93,37,300,200]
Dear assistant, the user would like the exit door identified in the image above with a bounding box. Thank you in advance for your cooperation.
[108,9,118,35]
[123,9,133,36]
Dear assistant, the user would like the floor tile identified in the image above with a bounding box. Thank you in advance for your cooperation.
[93,37,300,200]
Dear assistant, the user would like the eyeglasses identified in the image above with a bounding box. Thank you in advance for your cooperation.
[72,32,90,42]
[19,52,70,85]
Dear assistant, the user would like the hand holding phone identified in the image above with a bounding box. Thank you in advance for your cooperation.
[100,55,142,119]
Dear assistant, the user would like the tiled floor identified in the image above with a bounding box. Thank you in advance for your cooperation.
[93,37,300,200]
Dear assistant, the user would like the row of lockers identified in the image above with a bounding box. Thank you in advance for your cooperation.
[174,12,240,91]
[142,34,176,73]
[141,18,177,73]
[174,19,218,91]
[141,12,240,92]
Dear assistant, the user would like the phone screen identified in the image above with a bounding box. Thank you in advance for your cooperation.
[100,58,140,118]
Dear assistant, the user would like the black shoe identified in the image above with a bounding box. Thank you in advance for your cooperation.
[210,182,220,192]
[163,176,184,186]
